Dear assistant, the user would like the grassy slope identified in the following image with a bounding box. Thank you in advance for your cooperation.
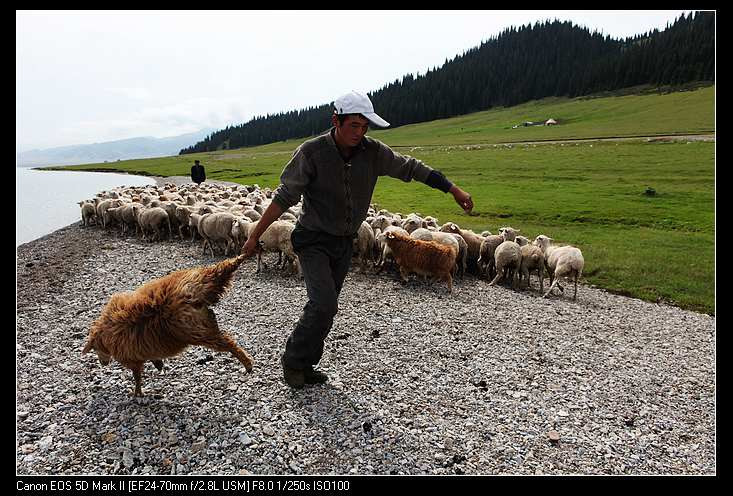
[49,85,715,314]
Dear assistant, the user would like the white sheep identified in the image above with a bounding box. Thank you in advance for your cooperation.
[439,222,484,274]
[77,201,97,227]
[488,240,522,289]
[257,220,300,276]
[533,235,585,300]
[352,221,375,273]
[243,209,262,222]
[370,215,392,233]
[401,214,425,234]
[477,227,517,279]
[107,203,142,236]
[175,205,196,240]
[477,234,503,280]
[95,198,122,229]
[197,211,238,256]
[133,205,172,242]
[518,243,545,292]
[515,235,530,246]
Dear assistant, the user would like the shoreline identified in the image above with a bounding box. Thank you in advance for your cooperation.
[16,174,241,250]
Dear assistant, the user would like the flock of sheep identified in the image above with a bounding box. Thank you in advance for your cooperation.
[77,181,585,300]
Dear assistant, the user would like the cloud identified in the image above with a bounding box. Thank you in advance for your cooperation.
[56,97,250,145]
[106,87,154,101]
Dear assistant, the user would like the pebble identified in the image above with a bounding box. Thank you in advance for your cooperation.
[14,185,717,475]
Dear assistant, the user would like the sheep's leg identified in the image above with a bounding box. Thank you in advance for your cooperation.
[573,273,578,301]
[522,268,531,290]
[375,247,389,274]
[256,252,262,273]
[543,277,561,298]
[488,268,503,286]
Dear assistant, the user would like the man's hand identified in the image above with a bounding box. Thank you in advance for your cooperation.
[450,185,474,213]
[241,236,262,258]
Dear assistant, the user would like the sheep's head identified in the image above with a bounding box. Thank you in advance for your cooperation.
[441,222,460,234]
[499,227,520,241]
[533,235,552,251]
[402,216,422,233]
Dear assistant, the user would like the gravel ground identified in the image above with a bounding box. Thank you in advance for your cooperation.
[16,181,716,475]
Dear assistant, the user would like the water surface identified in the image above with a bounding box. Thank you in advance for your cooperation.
[16,168,156,246]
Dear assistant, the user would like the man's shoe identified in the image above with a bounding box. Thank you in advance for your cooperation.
[304,366,328,385]
[281,357,305,389]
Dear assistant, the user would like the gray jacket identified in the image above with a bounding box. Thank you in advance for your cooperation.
[272,128,451,237]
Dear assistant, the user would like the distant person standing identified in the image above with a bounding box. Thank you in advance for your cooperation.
[191,160,206,184]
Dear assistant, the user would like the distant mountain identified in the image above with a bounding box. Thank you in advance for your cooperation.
[17,128,216,167]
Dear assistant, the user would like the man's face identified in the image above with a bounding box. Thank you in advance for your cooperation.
[334,114,370,147]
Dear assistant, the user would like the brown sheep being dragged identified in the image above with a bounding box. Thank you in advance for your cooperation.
[383,230,457,293]
[82,254,254,397]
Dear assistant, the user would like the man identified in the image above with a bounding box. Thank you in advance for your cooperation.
[191,159,206,185]
[242,90,474,388]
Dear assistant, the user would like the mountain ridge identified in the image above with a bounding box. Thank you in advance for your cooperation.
[17,128,216,167]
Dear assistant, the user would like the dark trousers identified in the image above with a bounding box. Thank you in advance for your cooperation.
[282,224,354,370]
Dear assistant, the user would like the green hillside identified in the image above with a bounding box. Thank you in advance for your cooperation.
[48,85,716,314]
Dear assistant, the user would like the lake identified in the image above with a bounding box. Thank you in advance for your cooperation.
[16,168,157,246]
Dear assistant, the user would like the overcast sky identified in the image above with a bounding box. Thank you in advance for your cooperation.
[17,10,695,152]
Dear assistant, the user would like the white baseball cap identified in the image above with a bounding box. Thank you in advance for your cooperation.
[333,91,390,128]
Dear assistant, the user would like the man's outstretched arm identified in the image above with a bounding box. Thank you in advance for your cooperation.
[449,184,473,213]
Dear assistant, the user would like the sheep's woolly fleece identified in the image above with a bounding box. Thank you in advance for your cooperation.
[16,178,715,476]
